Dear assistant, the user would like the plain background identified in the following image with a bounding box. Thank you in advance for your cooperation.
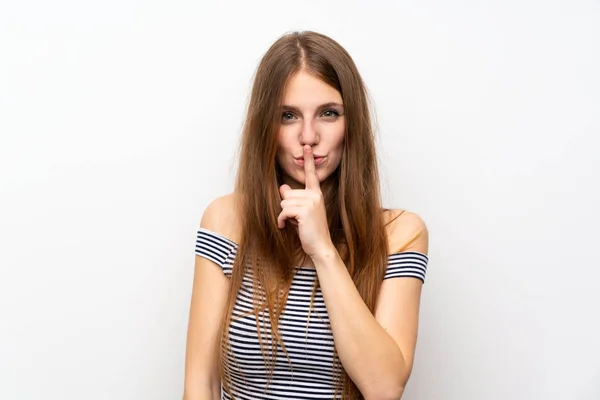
[1,1,599,399]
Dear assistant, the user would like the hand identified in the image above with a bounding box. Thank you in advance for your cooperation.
[277,145,334,259]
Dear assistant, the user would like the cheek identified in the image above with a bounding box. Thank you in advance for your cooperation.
[277,131,290,153]
[327,123,345,151]
[330,124,345,166]
[276,129,292,165]
[278,124,301,149]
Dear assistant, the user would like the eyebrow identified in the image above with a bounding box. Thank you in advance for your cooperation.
[281,102,344,113]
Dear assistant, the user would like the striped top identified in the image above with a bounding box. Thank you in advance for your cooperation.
[195,227,428,400]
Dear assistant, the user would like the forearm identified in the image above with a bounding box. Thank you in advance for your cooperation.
[312,248,408,400]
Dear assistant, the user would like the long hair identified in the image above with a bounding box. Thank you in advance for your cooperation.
[219,30,395,400]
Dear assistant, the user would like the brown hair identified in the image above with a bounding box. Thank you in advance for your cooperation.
[220,30,395,400]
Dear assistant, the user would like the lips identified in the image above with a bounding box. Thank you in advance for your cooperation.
[294,154,325,160]
[294,156,326,167]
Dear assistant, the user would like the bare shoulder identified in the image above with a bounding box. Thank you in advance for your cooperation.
[383,209,429,255]
[200,192,243,244]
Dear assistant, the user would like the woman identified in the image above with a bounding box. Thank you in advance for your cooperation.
[184,30,429,400]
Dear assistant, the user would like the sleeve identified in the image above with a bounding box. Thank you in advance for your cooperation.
[383,251,429,283]
[195,228,238,277]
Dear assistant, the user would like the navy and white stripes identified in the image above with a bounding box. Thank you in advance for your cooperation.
[195,228,236,275]
[195,227,428,400]
[384,252,428,282]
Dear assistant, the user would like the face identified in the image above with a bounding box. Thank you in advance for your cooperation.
[276,70,345,190]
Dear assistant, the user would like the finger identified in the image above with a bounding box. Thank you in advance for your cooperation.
[280,188,313,199]
[277,207,303,229]
[277,210,285,229]
[303,145,320,190]
[279,184,292,199]
[280,198,311,209]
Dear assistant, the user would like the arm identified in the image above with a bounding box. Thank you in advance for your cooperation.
[312,211,429,400]
[183,199,232,400]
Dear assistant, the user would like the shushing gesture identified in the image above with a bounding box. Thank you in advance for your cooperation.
[278,145,334,259]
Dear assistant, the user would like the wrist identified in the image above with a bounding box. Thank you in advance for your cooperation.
[310,244,339,265]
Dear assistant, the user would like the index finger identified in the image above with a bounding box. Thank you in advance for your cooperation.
[303,145,320,190]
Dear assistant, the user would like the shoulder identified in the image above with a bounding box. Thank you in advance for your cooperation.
[383,209,429,255]
[200,192,243,244]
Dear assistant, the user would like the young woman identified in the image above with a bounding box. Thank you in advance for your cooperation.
[184,31,429,400]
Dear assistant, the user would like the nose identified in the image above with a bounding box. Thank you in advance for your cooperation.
[299,120,319,146]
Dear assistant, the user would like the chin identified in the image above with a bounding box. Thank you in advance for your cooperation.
[300,168,330,184]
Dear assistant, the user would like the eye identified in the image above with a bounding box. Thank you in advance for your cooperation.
[282,111,296,121]
[322,109,340,118]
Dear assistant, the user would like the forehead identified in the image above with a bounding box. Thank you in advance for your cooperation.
[282,70,343,107]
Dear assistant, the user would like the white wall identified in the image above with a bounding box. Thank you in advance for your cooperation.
[1,1,598,399]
